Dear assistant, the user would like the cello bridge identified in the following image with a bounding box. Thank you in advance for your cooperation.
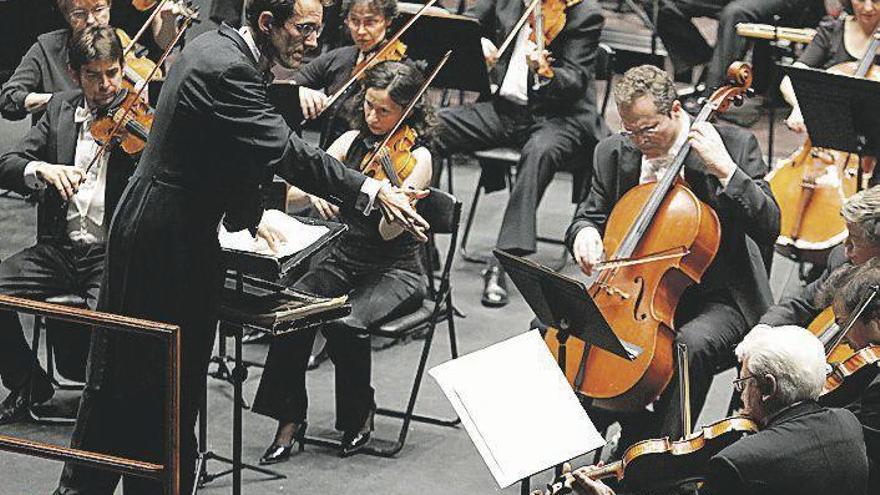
[597,282,631,300]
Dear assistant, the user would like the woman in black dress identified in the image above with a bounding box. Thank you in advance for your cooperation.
[253,60,435,461]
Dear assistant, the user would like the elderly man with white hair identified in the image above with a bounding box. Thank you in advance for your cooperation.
[552,326,869,495]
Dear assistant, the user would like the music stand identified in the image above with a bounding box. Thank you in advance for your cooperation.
[783,65,880,157]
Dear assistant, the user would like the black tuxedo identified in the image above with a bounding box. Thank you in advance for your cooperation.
[759,244,849,328]
[56,24,373,495]
[0,28,76,122]
[566,124,779,444]
[704,401,868,495]
[840,370,880,487]
[0,90,136,396]
[437,0,609,256]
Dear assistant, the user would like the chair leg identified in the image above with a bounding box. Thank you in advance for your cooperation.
[446,292,459,359]
[445,156,455,194]
[28,317,75,425]
[459,172,488,263]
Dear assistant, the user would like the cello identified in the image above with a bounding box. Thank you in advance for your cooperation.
[545,63,753,412]
[768,26,880,265]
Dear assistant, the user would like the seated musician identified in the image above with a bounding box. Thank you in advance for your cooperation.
[436,0,610,308]
[0,25,138,425]
[567,65,779,449]
[252,60,433,461]
[780,0,880,133]
[0,0,178,122]
[816,258,880,485]
[552,326,869,495]
[644,0,822,101]
[759,186,880,328]
[293,0,401,148]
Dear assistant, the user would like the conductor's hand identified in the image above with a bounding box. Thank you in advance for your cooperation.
[376,183,430,242]
[34,163,85,201]
[299,87,328,120]
[256,221,287,253]
[573,227,604,276]
[24,92,53,114]
[481,37,499,67]
[785,105,806,134]
[309,194,339,220]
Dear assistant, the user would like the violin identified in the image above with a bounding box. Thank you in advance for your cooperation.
[544,63,752,412]
[529,0,580,83]
[115,28,163,99]
[361,125,418,185]
[769,25,880,265]
[808,306,856,365]
[131,0,199,19]
[91,88,154,155]
[821,344,880,406]
[358,51,452,187]
[351,39,408,77]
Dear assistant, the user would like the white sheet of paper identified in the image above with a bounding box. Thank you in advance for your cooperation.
[218,209,330,258]
[430,330,605,488]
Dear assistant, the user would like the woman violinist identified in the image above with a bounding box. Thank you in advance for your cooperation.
[253,60,435,461]
[780,0,880,133]
[0,0,180,122]
[294,0,406,148]
[816,258,880,485]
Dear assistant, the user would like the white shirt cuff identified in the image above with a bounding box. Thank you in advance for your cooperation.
[359,177,387,215]
[718,166,737,189]
[23,161,46,190]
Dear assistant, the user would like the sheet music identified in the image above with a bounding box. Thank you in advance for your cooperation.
[219,209,330,258]
[430,330,605,488]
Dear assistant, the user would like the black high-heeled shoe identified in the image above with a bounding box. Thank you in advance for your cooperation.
[340,409,375,458]
[259,422,307,465]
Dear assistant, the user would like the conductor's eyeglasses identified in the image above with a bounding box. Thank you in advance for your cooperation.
[294,22,323,38]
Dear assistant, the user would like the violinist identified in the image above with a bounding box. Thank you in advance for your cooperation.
[549,326,868,495]
[54,0,428,492]
[253,60,434,461]
[0,26,136,426]
[293,0,401,148]
[759,186,880,328]
[437,0,609,308]
[816,259,880,485]
[780,0,880,133]
[567,65,779,450]
[0,0,179,122]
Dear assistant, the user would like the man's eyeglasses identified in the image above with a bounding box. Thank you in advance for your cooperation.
[619,122,660,141]
[294,22,323,38]
[732,375,758,393]
[69,4,110,21]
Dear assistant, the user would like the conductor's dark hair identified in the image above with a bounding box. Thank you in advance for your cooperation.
[246,0,333,28]
[349,60,437,147]
[68,24,124,73]
[342,0,398,20]
[57,0,114,15]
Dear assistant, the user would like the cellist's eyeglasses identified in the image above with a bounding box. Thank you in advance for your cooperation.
[69,4,110,21]
[619,122,660,141]
[294,22,323,38]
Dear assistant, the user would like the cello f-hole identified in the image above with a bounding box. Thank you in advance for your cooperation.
[632,276,647,321]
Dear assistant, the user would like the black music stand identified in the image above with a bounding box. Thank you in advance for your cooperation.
[784,65,880,159]
[493,249,641,495]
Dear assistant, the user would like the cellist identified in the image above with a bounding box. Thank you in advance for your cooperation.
[816,258,880,485]
[567,65,779,451]
[0,0,179,122]
[779,0,880,133]
[253,60,435,462]
[541,326,868,495]
[293,0,404,148]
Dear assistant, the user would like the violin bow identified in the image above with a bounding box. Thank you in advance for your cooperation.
[361,50,452,188]
[302,0,439,126]
[826,285,880,358]
[84,14,195,176]
[125,0,200,57]
[493,0,541,64]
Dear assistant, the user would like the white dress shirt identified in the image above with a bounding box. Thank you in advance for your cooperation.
[498,25,531,105]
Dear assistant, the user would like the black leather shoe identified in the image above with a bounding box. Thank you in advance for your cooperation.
[0,378,54,426]
[481,265,509,308]
[340,409,374,458]
[259,422,307,465]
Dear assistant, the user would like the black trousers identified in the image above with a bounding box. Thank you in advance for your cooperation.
[588,294,747,449]
[646,0,807,87]
[437,98,595,256]
[0,242,102,393]
[253,252,425,432]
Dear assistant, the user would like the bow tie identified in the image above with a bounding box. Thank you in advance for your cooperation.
[74,106,93,124]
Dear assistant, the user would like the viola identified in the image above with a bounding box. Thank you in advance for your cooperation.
[544,416,759,494]
[544,63,752,412]
[91,88,154,156]
[361,125,418,186]
[528,0,581,82]
[769,25,880,265]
